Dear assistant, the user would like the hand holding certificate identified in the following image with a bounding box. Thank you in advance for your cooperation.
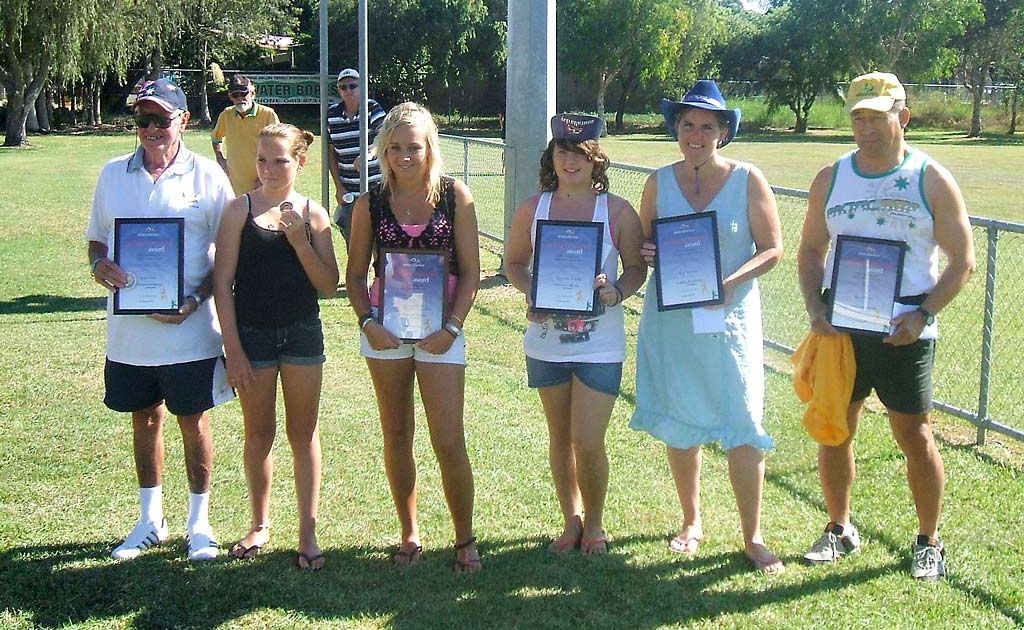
[827,235,906,335]
[530,220,603,316]
[378,248,449,341]
[113,218,185,315]
[652,211,724,311]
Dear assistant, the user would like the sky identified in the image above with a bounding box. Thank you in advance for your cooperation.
[741,0,769,11]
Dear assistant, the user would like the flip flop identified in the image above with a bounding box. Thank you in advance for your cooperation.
[229,542,262,560]
[392,541,423,567]
[297,551,325,571]
[745,543,784,574]
[668,534,702,556]
[452,537,482,573]
[229,525,269,560]
[547,518,583,555]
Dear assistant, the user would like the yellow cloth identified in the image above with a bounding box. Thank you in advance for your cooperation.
[211,103,279,195]
[791,332,856,446]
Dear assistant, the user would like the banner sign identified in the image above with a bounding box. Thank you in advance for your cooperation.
[245,74,335,105]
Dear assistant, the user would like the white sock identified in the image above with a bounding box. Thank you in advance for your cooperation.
[139,486,163,525]
[186,491,211,533]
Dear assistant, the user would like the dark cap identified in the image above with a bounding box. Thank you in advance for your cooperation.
[136,78,188,113]
[550,113,604,142]
[228,74,253,92]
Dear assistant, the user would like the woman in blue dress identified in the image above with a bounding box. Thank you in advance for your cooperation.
[630,81,785,572]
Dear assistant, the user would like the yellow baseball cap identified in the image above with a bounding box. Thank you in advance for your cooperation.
[846,72,906,112]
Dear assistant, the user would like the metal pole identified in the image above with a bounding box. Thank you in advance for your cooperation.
[319,0,329,210]
[359,0,368,195]
[463,139,470,187]
[505,0,555,269]
[976,225,999,445]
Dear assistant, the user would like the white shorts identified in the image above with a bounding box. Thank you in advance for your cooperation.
[360,331,466,365]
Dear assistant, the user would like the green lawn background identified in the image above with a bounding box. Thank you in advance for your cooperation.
[0,133,1021,629]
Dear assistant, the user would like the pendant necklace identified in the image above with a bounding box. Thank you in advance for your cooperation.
[690,157,713,196]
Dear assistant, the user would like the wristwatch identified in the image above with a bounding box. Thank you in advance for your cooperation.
[916,305,935,326]
[443,321,462,338]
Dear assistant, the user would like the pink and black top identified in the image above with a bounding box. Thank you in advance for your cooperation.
[369,176,461,278]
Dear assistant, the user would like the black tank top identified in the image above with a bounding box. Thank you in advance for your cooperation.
[234,195,318,326]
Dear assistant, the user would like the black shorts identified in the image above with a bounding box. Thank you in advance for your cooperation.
[850,334,935,415]
[104,356,234,416]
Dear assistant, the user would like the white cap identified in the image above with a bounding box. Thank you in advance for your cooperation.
[337,68,359,82]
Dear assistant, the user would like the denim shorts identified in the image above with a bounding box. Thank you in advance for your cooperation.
[238,314,326,369]
[526,357,622,396]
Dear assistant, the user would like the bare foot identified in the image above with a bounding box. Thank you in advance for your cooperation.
[668,524,704,556]
[580,530,609,556]
[547,515,583,555]
[745,541,784,574]
[230,525,270,559]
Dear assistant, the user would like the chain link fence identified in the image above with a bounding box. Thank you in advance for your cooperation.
[439,135,1024,446]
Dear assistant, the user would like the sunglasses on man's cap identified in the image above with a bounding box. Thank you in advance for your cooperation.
[134,112,182,129]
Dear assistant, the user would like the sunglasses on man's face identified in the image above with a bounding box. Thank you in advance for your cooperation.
[338,82,359,92]
[229,91,251,99]
[134,112,182,129]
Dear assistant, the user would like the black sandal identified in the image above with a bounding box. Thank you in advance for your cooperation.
[453,536,482,573]
[392,541,423,567]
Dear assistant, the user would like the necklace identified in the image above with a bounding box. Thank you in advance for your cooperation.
[689,157,713,196]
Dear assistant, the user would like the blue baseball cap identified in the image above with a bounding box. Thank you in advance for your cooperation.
[136,79,188,113]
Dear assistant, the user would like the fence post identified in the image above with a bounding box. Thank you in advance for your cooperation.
[976,224,999,446]
[463,139,471,188]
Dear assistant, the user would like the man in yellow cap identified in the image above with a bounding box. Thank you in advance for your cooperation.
[796,72,976,579]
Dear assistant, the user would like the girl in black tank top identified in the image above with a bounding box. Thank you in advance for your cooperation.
[212,124,339,570]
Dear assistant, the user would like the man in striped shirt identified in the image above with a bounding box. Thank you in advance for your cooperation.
[326,68,385,247]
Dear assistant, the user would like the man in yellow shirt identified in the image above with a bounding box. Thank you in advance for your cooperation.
[211,74,280,195]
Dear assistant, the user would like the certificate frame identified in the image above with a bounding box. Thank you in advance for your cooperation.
[377,248,449,342]
[530,219,603,316]
[112,217,185,315]
[652,211,724,311]
[827,235,906,336]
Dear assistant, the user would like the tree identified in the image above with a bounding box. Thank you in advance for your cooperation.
[756,1,859,133]
[560,0,704,132]
[956,0,1019,136]
[164,0,299,124]
[1001,5,1024,133]
[0,0,90,145]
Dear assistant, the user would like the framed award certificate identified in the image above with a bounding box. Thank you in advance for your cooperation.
[827,235,906,335]
[112,217,185,315]
[378,248,449,341]
[652,211,724,311]
[530,219,603,316]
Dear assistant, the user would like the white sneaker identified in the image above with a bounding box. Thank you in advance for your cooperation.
[803,522,861,564]
[111,519,168,561]
[910,537,946,580]
[186,528,220,561]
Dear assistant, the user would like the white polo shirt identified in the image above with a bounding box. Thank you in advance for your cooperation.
[86,144,233,366]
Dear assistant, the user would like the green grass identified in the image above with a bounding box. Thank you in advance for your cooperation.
[1,134,1023,629]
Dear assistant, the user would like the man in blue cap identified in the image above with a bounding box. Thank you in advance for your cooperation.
[86,78,235,562]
